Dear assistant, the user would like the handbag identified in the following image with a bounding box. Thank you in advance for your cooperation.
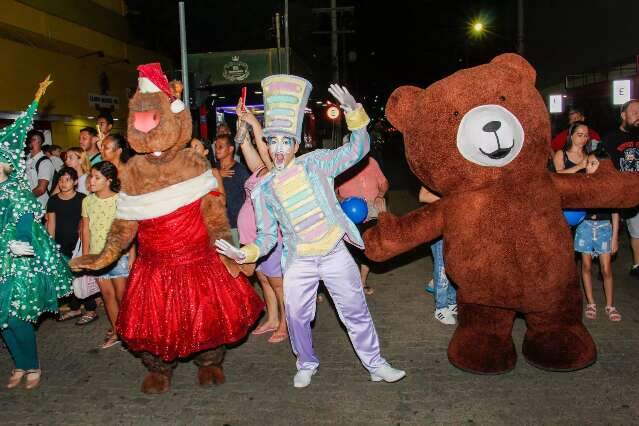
[71,239,100,299]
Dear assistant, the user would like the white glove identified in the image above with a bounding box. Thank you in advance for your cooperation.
[328,84,358,114]
[8,240,35,257]
[214,239,247,263]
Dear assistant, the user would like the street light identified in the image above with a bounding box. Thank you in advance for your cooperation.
[472,22,484,33]
[468,19,487,39]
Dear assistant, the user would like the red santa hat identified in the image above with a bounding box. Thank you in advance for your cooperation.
[137,63,185,113]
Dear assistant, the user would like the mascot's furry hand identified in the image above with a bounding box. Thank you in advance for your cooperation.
[328,84,357,113]
[69,254,109,272]
[215,239,247,263]
[8,241,34,257]
[362,212,402,262]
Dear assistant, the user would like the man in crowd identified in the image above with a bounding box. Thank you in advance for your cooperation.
[214,134,250,246]
[25,129,54,208]
[604,99,639,277]
[79,127,102,165]
[551,107,601,152]
[96,113,114,142]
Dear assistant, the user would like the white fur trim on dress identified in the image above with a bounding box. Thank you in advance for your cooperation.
[116,170,218,221]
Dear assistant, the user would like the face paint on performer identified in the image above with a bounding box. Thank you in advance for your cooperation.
[266,135,299,170]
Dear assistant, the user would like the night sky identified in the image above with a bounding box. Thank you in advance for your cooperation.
[126,0,638,109]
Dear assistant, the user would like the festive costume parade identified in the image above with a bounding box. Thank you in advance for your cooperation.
[0,78,72,389]
[70,63,263,394]
[216,75,405,388]
[363,54,639,374]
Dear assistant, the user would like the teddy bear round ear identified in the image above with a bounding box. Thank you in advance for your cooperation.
[385,85,423,133]
[490,53,536,84]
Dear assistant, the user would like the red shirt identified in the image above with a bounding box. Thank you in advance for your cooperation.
[551,127,601,152]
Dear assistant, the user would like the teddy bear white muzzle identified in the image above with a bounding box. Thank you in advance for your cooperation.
[456,104,525,167]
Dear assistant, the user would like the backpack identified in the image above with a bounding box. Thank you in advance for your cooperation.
[35,156,60,195]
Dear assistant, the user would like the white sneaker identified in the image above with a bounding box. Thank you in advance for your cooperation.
[370,363,406,383]
[293,369,317,388]
[448,304,458,316]
[434,308,456,325]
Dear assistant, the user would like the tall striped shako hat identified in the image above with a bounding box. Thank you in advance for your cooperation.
[261,75,312,142]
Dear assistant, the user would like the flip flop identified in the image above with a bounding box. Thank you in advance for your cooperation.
[268,332,289,343]
[252,325,278,335]
[58,311,82,322]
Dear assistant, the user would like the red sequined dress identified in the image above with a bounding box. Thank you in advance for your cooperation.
[117,196,263,361]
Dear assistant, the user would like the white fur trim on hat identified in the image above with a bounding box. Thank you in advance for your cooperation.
[170,99,185,113]
[138,77,161,93]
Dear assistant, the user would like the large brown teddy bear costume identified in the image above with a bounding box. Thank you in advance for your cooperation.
[71,64,262,394]
[364,53,639,374]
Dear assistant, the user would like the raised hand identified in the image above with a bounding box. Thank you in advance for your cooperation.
[328,84,358,114]
[8,241,34,257]
[214,239,247,263]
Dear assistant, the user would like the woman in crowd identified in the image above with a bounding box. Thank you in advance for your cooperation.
[82,161,135,348]
[234,103,288,343]
[554,122,621,321]
[64,147,90,195]
[99,133,131,170]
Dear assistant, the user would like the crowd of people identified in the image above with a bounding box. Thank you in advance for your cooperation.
[3,70,639,390]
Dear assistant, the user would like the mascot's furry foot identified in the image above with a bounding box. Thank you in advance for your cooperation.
[197,365,225,386]
[522,319,596,371]
[141,372,171,394]
[448,304,517,374]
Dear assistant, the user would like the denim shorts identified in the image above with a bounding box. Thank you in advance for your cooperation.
[574,220,612,257]
[97,255,130,280]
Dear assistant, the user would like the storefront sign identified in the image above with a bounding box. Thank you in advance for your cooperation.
[88,94,120,110]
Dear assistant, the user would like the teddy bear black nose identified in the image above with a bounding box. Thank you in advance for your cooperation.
[482,121,502,132]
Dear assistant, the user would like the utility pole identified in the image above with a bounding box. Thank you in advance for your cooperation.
[275,13,282,73]
[312,3,355,148]
[284,0,290,73]
[330,0,339,84]
[517,0,524,56]
[178,2,189,107]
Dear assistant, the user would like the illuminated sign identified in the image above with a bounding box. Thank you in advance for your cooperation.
[326,105,340,120]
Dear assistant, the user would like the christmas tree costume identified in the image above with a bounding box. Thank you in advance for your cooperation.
[216,77,405,388]
[0,79,72,387]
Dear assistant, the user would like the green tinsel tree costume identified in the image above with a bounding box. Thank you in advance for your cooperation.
[0,86,72,376]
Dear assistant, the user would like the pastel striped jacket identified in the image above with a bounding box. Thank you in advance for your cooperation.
[241,127,370,272]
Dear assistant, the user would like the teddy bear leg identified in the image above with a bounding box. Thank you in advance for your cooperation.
[522,299,596,371]
[448,303,517,374]
[194,346,226,386]
[139,352,176,394]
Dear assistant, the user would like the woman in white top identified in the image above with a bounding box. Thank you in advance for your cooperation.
[63,147,90,194]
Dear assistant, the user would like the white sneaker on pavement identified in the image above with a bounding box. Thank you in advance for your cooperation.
[448,304,458,316]
[434,308,456,325]
[370,363,406,383]
[293,369,317,388]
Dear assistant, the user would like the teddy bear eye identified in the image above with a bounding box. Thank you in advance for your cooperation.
[500,95,507,101]
[453,111,459,117]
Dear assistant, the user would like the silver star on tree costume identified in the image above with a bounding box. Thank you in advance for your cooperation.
[0,77,71,388]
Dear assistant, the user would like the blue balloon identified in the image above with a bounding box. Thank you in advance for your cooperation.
[341,197,368,225]
[563,209,586,227]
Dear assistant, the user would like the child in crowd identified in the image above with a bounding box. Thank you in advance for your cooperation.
[235,102,288,344]
[82,161,135,348]
[46,167,97,324]
[63,147,90,194]
[419,186,457,325]
[555,122,621,321]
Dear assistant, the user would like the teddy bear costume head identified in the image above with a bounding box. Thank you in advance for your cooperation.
[387,54,549,195]
[364,53,639,374]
